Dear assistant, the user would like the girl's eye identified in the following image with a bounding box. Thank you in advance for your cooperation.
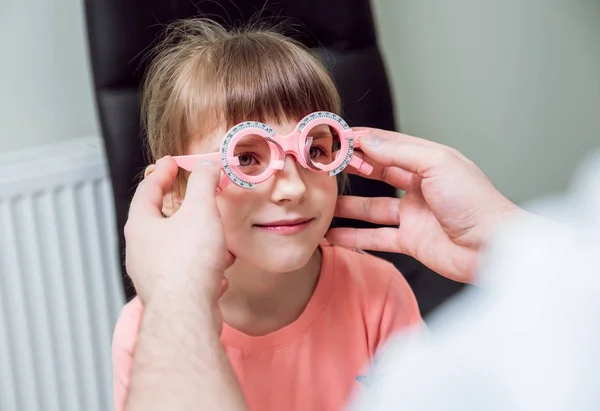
[309,146,327,159]
[237,153,258,167]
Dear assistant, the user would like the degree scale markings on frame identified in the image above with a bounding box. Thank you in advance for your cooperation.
[332,136,355,176]
[296,111,350,132]
[220,121,276,189]
[220,112,356,188]
[299,112,354,176]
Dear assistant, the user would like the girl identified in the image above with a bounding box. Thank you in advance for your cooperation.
[112,19,422,411]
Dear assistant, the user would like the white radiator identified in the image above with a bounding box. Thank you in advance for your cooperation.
[0,137,125,411]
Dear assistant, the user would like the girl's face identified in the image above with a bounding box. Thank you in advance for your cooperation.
[185,120,338,273]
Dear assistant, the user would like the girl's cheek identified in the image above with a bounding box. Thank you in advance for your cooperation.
[216,188,253,223]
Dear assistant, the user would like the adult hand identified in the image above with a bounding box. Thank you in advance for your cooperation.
[124,156,234,310]
[124,156,246,411]
[327,128,520,283]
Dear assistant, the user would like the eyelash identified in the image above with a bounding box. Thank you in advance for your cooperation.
[310,145,327,158]
[237,145,328,166]
[237,153,259,166]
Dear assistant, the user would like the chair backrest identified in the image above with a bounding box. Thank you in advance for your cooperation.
[84,0,401,301]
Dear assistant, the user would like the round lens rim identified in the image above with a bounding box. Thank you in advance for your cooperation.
[296,112,354,175]
[221,121,278,188]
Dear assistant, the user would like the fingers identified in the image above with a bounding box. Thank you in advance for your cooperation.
[219,277,229,298]
[218,252,236,297]
[178,159,221,214]
[345,157,418,191]
[334,196,400,226]
[326,227,404,254]
[354,126,468,160]
[225,250,236,269]
[128,157,179,219]
[354,127,469,177]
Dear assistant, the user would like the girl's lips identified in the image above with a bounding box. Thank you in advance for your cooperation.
[253,219,314,235]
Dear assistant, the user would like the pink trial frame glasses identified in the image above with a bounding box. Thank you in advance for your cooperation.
[172,111,373,191]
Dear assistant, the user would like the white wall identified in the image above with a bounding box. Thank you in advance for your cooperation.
[0,0,100,154]
[373,0,600,203]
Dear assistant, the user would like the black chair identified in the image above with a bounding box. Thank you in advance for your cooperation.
[84,0,463,317]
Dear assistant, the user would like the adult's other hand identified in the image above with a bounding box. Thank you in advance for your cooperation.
[328,128,520,283]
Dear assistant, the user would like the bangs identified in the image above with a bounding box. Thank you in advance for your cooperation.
[142,19,342,162]
[184,31,341,141]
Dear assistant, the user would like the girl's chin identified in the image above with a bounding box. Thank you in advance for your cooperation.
[230,246,319,273]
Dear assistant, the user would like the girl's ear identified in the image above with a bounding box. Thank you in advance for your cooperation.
[144,164,156,178]
[161,193,182,217]
[143,164,181,217]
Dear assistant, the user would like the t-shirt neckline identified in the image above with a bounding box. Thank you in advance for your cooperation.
[219,242,335,350]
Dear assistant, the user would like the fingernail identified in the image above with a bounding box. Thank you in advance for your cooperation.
[199,159,217,167]
[156,158,163,165]
[363,135,382,147]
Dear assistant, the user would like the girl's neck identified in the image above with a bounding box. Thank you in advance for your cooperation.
[219,248,322,336]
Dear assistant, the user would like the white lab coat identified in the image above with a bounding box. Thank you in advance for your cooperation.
[350,151,600,411]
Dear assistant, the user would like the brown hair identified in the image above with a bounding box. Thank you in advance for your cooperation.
[140,18,346,193]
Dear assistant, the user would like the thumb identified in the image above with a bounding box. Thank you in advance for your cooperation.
[179,159,222,213]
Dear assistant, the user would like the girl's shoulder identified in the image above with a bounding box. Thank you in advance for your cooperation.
[321,242,409,297]
[320,243,422,347]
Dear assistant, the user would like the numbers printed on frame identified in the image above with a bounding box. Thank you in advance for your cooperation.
[297,111,349,132]
[220,113,354,187]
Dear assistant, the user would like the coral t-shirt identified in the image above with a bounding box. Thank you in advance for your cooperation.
[112,242,422,411]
